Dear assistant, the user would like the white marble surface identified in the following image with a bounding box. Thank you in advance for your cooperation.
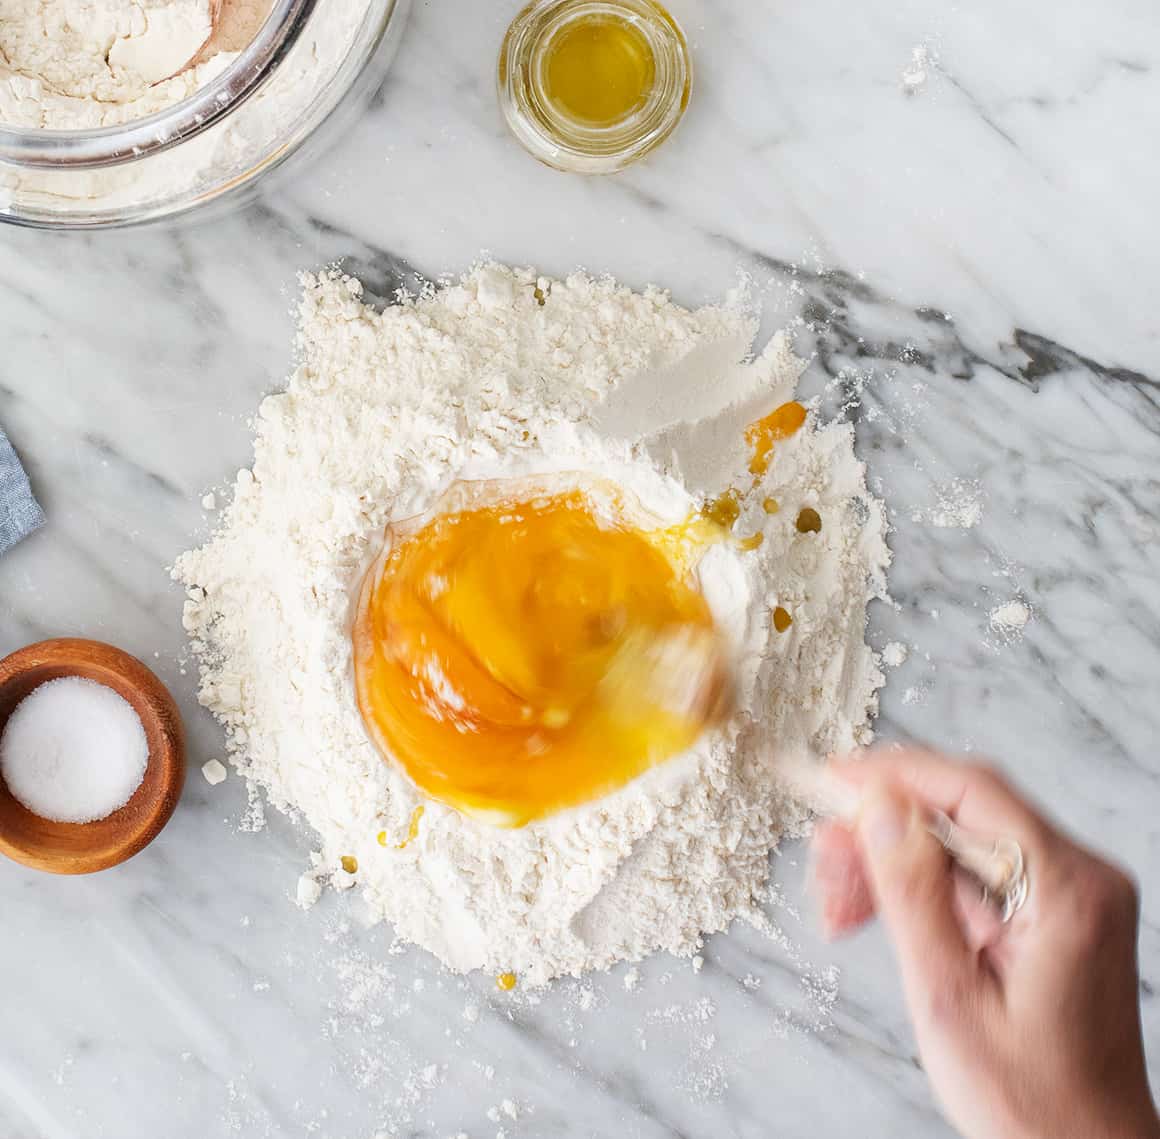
[1,0,1158,1136]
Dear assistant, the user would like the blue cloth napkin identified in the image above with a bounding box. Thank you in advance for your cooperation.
[0,426,44,555]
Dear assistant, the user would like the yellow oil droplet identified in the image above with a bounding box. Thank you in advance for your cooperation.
[795,507,822,534]
[543,13,656,126]
[340,855,358,874]
[773,606,793,632]
[396,804,425,849]
[702,489,741,531]
[745,401,807,476]
[737,531,764,551]
[376,830,388,847]
[762,496,779,514]
[497,972,518,991]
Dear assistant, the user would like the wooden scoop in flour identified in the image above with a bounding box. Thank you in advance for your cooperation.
[109,0,229,86]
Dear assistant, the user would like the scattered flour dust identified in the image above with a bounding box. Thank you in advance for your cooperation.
[989,597,1032,644]
[990,599,1031,630]
[174,263,891,985]
[900,43,938,94]
[881,641,909,668]
[912,476,983,529]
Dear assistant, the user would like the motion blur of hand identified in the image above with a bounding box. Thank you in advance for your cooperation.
[811,747,1160,1139]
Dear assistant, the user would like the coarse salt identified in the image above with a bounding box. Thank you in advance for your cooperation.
[0,676,148,823]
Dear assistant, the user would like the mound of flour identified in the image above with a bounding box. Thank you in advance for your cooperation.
[175,263,890,984]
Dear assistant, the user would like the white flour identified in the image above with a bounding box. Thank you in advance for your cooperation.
[989,597,1031,646]
[912,476,983,529]
[881,641,909,668]
[175,263,890,984]
[900,43,937,95]
[990,599,1030,631]
[0,0,369,215]
[0,0,268,127]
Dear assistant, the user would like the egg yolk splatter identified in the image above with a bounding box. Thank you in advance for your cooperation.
[396,804,424,848]
[745,401,807,476]
[353,489,726,827]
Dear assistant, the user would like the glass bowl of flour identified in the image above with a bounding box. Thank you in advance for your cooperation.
[0,0,407,225]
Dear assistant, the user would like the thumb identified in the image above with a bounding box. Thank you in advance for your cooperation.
[856,784,979,1005]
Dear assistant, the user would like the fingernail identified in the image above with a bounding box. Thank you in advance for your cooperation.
[860,789,908,856]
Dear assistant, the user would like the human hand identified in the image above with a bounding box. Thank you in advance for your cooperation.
[810,747,1159,1139]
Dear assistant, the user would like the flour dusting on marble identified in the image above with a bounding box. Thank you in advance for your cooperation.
[900,43,938,94]
[989,597,1032,644]
[881,641,909,668]
[912,477,983,529]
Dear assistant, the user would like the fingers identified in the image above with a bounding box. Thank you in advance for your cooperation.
[952,871,1006,952]
[811,817,1009,949]
[855,783,995,1023]
[832,746,1057,869]
[811,820,875,938]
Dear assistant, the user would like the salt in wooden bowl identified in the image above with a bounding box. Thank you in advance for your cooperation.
[0,638,185,874]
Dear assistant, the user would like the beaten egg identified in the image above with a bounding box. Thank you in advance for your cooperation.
[353,401,809,827]
[353,482,729,826]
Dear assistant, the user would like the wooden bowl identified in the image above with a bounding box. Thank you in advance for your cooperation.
[0,638,185,874]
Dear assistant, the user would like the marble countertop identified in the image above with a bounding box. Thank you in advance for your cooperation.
[1,0,1157,1135]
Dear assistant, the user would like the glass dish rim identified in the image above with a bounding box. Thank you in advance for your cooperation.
[0,0,320,170]
[0,0,405,227]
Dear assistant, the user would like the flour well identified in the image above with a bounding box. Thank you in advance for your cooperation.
[175,263,890,984]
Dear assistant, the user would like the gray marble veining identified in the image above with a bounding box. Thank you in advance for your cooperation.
[1,0,1158,1135]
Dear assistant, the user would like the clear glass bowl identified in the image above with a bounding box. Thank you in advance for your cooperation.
[0,0,408,227]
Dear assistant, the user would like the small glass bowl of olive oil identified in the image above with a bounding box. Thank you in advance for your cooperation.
[498,0,692,174]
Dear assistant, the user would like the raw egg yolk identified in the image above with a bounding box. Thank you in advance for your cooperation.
[353,490,723,826]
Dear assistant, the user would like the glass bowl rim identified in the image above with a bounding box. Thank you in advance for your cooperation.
[0,0,326,170]
[0,0,405,228]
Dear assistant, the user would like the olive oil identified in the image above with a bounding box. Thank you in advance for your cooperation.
[543,14,655,126]
[498,0,691,174]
